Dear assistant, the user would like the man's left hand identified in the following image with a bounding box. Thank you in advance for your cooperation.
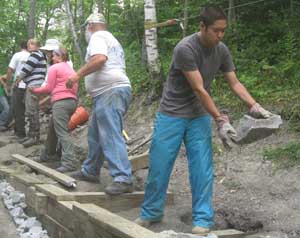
[249,103,272,119]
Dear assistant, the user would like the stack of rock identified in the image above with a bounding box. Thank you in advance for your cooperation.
[0,180,49,238]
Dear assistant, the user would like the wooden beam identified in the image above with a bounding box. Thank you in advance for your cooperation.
[212,229,245,238]
[40,214,74,238]
[129,151,149,171]
[36,184,174,212]
[35,184,73,201]
[73,203,157,238]
[11,154,76,188]
[0,166,16,176]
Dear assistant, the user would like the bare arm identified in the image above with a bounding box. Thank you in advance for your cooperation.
[224,71,256,109]
[184,70,221,119]
[6,67,15,83]
[66,54,107,88]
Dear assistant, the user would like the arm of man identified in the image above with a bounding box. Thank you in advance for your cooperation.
[185,70,237,149]
[66,54,107,88]
[224,71,256,108]
[184,70,221,119]
[224,71,272,118]
[5,67,15,88]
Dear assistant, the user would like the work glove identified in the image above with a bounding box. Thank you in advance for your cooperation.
[249,103,272,119]
[215,115,237,150]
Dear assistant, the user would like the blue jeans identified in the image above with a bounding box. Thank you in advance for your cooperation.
[81,87,132,184]
[140,112,214,228]
[0,95,10,126]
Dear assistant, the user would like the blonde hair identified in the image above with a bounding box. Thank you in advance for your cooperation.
[27,38,40,47]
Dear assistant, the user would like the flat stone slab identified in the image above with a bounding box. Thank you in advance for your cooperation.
[234,114,282,145]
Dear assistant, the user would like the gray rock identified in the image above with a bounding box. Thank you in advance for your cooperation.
[0,181,9,193]
[234,114,282,144]
[20,217,41,231]
[158,230,218,238]
[14,217,26,226]
[10,191,25,204]
[10,206,24,217]
[245,231,288,238]
[3,198,14,210]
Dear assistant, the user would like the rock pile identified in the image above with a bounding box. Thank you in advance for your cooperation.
[0,180,49,238]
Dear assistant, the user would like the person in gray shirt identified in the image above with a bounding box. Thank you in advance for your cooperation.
[135,6,273,235]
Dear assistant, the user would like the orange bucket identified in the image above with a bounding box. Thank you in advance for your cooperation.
[68,106,89,130]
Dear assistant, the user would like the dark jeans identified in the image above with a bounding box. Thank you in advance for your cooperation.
[11,87,26,137]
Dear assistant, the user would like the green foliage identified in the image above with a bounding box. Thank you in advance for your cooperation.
[124,41,150,94]
[263,143,300,169]
[0,0,299,121]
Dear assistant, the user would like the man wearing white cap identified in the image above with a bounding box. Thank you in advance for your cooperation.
[66,13,133,195]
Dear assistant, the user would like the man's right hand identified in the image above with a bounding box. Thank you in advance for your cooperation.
[66,73,80,89]
[215,115,237,149]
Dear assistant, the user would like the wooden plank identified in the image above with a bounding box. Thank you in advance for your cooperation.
[0,166,16,176]
[11,154,76,188]
[36,184,174,212]
[25,186,48,216]
[47,200,77,231]
[212,229,245,238]
[129,151,149,171]
[35,184,73,201]
[40,214,75,238]
[73,203,157,238]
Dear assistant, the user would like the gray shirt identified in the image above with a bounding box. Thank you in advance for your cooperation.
[159,33,235,119]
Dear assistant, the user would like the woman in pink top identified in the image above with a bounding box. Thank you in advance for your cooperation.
[30,46,79,172]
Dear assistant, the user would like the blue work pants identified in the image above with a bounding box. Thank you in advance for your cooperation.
[81,87,132,184]
[140,112,214,228]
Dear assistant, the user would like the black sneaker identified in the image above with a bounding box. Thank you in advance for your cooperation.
[105,181,134,195]
[69,170,99,183]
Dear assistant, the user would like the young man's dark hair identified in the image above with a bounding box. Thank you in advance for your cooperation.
[20,41,28,50]
[199,6,227,27]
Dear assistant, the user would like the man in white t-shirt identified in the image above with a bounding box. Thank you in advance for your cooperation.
[67,13,133,195]
[0,41,30,137]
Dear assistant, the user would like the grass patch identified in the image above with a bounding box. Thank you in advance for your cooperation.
[263,142,300,169]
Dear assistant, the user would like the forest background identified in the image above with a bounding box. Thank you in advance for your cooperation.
[0,0,299,134]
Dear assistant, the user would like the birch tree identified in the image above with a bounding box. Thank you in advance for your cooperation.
[183,0,188,37]
[97,0,104,13]
[144,0,163,100]
[64,0,84,64]
[228,0,236,26]
[28,0,36,38]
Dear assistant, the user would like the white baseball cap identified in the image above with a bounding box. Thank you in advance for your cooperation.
[40,39,60,51]
[84,13,106,25]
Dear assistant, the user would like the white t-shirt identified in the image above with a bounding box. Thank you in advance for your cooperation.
[8,50,30,89]
[84,30,131,98]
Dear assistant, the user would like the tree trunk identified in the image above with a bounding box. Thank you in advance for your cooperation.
[28,0,36,38]
[290,0,294,15]
[183,0,188,37]
[228,0,236,26]
[64,0,84,64]
[144,0,163,101]
[97,0,104,13]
